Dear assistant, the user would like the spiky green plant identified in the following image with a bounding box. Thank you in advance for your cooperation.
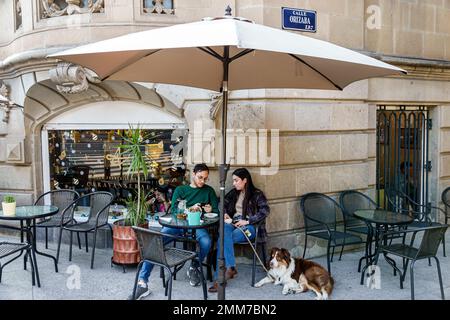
[118,124,150,226]
[3,195,15,203]
[125,190,149,226]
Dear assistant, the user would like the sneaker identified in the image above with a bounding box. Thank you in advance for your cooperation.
[187,266,201,287]
[128,283,151,300]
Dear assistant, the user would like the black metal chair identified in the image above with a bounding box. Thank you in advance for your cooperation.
[339,190,378,272]
[339,190,378,235]
[442,187,450,256]
[385,188,424,221]
[300,192,364,274]
[235,218,267,286]
[0,241,33,284]
[385,188,446,256]
[34,189,80,250]
[56,191,113,269]
[379,224,448,300]
[131,226,207,300]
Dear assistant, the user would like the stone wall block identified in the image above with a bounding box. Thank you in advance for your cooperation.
[409,4,436,33]
[441,130,450,152]
[296,166,331,196]
[295,104,331,131]
[263,170,296,199]
[340,134,369,161]
[329,15,364,49]
[368,132,376,158]
[394,30,423,57]
[424,34,447,60]
[441,106,450,127]
[331,104,368,131]
[440,155,450,178]
[369,79,450,102]
[364,27,394,55]
[265,201,290,233]
[0,165,33,190]
[280,135,340,165]
[330,163,369,192]
[23,98,49,121]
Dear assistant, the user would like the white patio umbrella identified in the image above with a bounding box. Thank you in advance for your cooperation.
[49,7,406,300]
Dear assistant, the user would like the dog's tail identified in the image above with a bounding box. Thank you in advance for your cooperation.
[325,276,334,295]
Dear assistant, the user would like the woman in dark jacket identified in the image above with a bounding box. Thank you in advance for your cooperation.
[208,168,270,292]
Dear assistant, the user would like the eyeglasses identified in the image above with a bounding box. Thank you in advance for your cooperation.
[195,175,208,182]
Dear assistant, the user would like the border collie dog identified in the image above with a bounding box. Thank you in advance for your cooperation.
[254,247,334,300]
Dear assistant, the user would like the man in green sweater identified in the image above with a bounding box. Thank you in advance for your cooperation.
[131,163,218,299]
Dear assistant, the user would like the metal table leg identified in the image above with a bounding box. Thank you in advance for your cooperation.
[32,219,59,272]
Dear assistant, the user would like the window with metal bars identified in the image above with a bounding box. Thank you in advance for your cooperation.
[376,105,431,212]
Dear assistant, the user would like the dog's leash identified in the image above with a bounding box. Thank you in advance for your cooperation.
[235,225,275,280]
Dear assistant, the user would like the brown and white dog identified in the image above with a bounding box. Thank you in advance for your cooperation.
[254,247,334,300]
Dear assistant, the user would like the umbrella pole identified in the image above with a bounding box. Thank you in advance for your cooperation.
[217,46,230,300]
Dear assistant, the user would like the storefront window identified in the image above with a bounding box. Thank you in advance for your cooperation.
[47,128,188,207]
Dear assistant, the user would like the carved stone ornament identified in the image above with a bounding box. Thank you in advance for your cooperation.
[0,82,12,123]
[41,0,104,18]
[143,0,174,15]
[0,82,9,99]
[6,141,24,163]
[49,62,101,94]
[15,0,23,30]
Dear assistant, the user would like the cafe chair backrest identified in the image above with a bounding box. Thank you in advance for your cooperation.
[300,192,340,231]
[417,225,448,259]
[34,189,79,224]
[132,226,167,265]
[442,187,450,214]
[339,190,378,226]
[72,192,113,226]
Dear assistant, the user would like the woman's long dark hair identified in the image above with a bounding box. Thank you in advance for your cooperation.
[232,168,257,218]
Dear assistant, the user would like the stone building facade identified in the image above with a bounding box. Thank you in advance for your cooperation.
[1,0,449,257]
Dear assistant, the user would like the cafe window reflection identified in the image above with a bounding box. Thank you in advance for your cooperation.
[47,128,187,203]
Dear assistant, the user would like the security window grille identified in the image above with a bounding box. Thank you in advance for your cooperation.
[376,105,431,212]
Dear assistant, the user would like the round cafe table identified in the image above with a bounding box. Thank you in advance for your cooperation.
[158,213,219,230]
[354,209,413,286]
[0,205,59,287]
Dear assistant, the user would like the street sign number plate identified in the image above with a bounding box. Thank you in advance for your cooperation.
[282,7,317,33]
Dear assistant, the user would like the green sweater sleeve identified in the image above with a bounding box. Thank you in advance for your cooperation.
[209,187,219,213]
[170,187,182,214]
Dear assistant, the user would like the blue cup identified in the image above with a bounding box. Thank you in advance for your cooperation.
[187,211,201,226]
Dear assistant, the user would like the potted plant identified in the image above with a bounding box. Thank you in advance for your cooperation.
[2,195,16,216]
[112,125,151,267]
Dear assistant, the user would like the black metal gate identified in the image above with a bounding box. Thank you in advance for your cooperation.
[376,106,431,210]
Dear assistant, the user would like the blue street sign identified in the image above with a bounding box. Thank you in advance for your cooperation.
[282,7,317,33]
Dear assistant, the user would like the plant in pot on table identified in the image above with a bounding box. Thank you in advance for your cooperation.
[1,195,16,216]
[112,125,151,268]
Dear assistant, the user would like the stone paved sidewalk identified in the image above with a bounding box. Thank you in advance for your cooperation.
[1,234,449,300]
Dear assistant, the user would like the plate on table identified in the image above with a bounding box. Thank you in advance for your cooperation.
[204,213,218,219]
